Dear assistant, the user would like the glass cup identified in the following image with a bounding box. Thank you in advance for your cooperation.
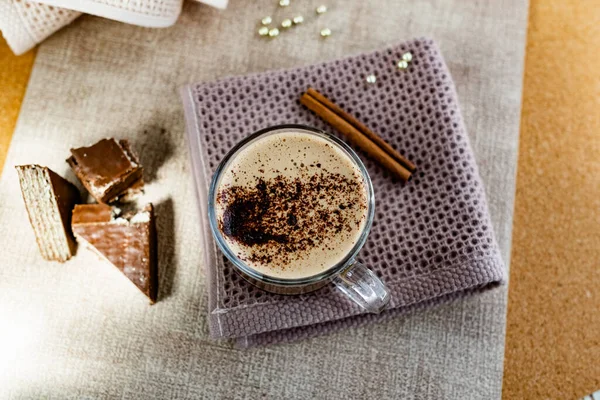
[208,125,390,313]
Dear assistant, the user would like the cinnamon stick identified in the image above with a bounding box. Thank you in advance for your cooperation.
[306,87,416,172]
[300,92,412,182]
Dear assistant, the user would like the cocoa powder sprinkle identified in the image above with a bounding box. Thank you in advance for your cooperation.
[217,168,367,269]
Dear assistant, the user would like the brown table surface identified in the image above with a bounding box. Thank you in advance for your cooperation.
[0,0,598,398]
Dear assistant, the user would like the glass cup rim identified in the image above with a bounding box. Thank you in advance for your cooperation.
[208,124,375,286]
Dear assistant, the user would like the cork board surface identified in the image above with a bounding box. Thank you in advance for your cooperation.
[502,0,600,398]
[0,39,35,175]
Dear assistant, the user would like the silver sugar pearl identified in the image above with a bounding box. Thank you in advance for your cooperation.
[402,52,413,62]
[281,19,293,28]
[397,60,409,69]
[366,74,377,84]
[261,16,272,25]
[292,15,304,24]
[268,28,280,37]
[258,26,269,36]
[316,5,327,14]
[320,28,331,37]
[279,0,290,6]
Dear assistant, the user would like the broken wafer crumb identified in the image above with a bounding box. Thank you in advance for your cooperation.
[130,211,151,224]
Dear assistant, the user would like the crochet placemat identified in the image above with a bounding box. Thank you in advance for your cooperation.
[182,37,506,346]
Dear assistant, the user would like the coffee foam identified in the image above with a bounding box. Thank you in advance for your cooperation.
[215,131,369,280]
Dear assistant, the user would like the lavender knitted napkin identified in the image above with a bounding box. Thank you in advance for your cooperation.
[181,37,506,347]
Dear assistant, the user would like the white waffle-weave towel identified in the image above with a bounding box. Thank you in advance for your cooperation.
[29,0,227,27]
[0,0,80,55]
[1,0,227,55]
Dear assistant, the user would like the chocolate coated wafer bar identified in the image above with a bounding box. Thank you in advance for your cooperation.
[67,138,144,204]
[72,203,158,303]
[16,165,80,262]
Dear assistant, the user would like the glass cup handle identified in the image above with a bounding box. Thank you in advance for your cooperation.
[333,260,391,313]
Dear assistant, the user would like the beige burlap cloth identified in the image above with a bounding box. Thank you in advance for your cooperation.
[0,1,527,398]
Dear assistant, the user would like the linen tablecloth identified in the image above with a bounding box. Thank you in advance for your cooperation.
[0,1,527,398]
